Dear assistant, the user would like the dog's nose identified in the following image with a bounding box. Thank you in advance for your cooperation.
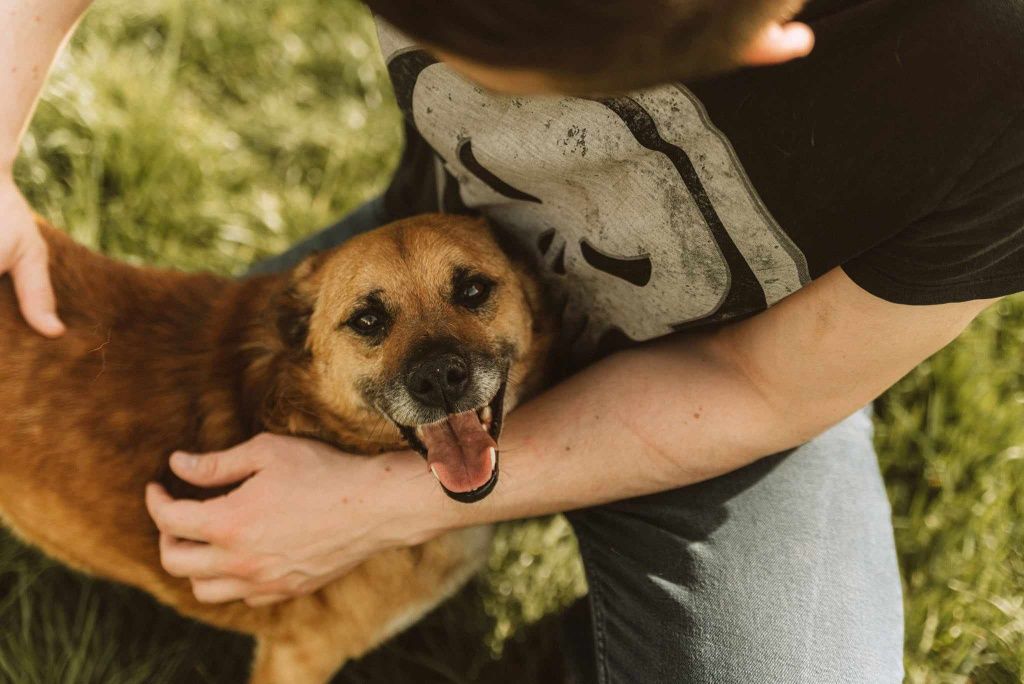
[406,353,470,408]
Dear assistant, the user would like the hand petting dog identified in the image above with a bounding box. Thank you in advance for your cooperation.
[0,178,64,337]
[146,433,439,607]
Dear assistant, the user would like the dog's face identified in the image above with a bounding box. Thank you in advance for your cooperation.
[276,214,550,503]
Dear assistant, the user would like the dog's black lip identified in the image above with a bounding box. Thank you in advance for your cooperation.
[397,424,428,457]
[487,378,507,444]
[439,453,499,504]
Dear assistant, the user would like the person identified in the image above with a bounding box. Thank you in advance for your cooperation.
[4,0,1022,681]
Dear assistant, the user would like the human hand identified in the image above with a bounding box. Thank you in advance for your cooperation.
[0,175,64,337]
[145,433,444,607]
[740,21,815,66]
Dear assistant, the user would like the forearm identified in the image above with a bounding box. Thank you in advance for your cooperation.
[433,333,809,527]
[1,0,91,170]
[393,270,988,536]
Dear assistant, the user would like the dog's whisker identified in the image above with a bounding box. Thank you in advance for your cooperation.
[403,469,434,485]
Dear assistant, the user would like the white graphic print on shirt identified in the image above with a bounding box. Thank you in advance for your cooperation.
[378,23,809,358]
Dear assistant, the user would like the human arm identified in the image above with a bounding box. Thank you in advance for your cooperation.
[0,0,93,336]
[146,266,993,604]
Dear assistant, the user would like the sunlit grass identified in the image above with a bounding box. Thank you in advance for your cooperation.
[6,0,1024,681]
[879,295,1024,683]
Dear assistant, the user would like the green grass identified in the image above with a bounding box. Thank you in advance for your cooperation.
[6,0,1024,681]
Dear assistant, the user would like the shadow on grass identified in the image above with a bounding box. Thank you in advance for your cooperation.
[0,530,567,684]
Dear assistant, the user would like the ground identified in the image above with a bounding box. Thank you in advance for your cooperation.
[3,0,1024,682]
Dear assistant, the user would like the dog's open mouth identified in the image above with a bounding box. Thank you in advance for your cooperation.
[397,381,506,504]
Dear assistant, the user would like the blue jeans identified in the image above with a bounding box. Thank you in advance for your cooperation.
[255,200,905,683]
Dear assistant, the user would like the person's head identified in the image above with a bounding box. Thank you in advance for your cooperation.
[364,0,814,95]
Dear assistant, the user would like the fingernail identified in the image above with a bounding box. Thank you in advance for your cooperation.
[44,314,65,335]
[173,452,199,470]
[765,23,785,41]
[783,23,815,53]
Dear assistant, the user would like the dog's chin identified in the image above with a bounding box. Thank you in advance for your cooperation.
[394,380,506,504]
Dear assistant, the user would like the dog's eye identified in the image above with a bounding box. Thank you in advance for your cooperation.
[455,278,493,309]
[347,309,388,336]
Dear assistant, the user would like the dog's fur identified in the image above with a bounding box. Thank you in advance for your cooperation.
[0,213,553,683]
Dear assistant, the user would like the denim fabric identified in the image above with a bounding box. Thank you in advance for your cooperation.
[261,206,904,683]
[566,407,904,683]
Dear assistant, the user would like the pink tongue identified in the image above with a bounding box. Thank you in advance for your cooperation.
[419,409,497,493]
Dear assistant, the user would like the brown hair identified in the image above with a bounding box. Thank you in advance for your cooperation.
[364,0,806,92]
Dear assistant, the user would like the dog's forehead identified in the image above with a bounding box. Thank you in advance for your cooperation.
[318,219,507,302]
[391,221,504,268]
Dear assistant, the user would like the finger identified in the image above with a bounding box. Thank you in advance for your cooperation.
[311,561,359,588]
[11,245,65,338]
[159,533,238,579]
[245,594,291,607]
[191,577,259,604]
[244,571,316,605]
[741,21,815,65]
[146,482,224,542]
[169,444,264,488]
[241,566,354,607]
[193,574,303,604]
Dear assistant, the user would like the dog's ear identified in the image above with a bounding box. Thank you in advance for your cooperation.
[276,286,313,350]
[274,253,325,351]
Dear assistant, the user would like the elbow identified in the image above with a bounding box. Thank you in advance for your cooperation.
[700,329,834,453]
[711,329,879,453]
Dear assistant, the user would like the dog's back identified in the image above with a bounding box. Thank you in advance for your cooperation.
[0,222,239,583]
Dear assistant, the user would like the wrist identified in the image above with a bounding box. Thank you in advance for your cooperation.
[366,450,468,545]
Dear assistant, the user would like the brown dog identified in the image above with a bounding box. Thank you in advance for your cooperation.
[0,213,553,683]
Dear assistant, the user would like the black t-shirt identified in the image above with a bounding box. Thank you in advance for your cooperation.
[377,0,1024,361]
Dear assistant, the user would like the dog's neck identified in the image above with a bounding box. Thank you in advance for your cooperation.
[192,273,307,449]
